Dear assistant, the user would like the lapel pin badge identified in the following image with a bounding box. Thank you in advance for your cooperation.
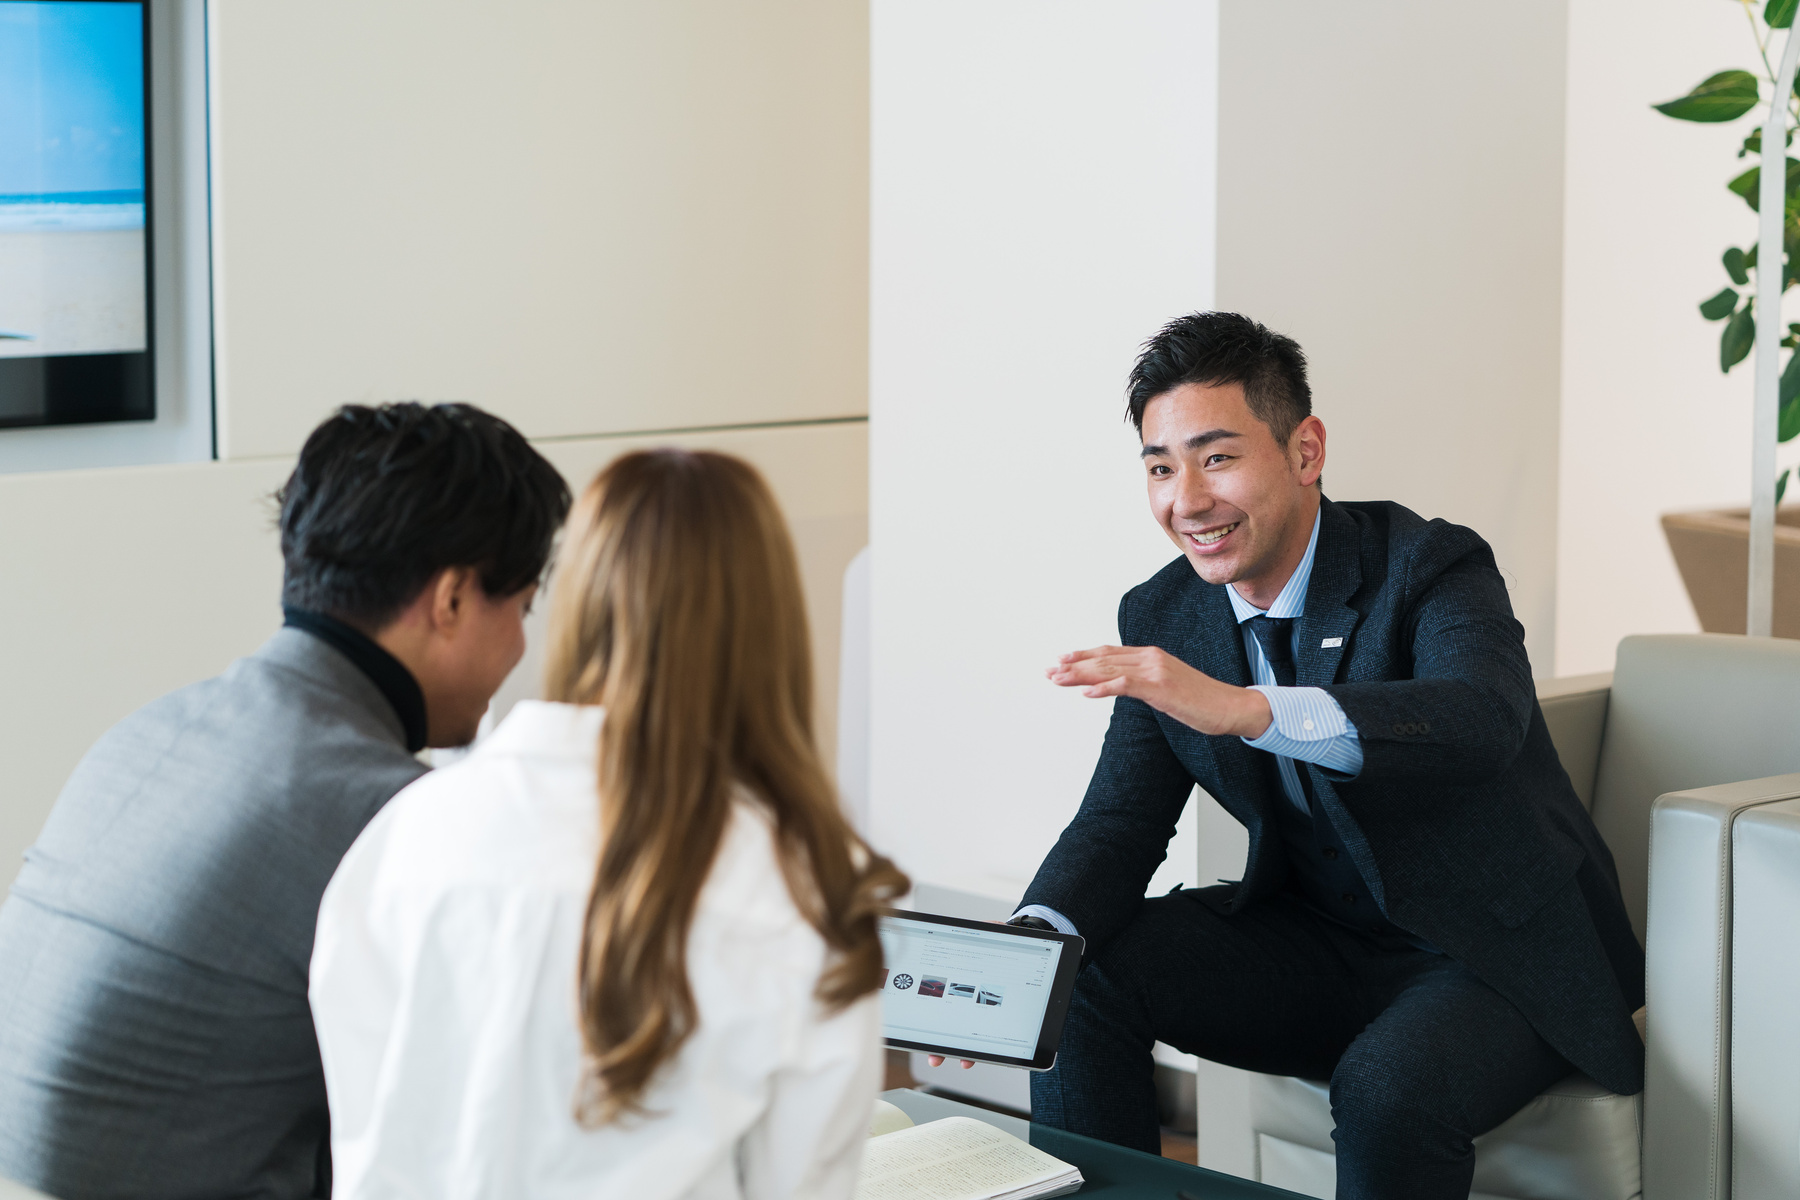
[1321,637,1343,648]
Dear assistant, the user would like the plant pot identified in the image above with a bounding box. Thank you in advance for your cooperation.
[1660,506,1800,637]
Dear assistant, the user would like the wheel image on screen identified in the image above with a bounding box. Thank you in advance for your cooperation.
[892,974,914,990]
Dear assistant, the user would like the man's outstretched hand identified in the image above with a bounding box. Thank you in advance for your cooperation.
[1047,644,1273,739]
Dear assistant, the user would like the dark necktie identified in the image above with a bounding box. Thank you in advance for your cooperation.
[1247,615,1297,687]
[1246,614,1315,812]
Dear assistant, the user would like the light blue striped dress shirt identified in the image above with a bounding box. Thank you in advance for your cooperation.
[1014,509,1362,936]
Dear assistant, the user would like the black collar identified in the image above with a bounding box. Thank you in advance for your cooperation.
[282,606,429,753]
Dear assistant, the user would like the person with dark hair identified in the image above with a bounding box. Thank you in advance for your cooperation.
[959,313,1642,1200]
[0,402,570,1200]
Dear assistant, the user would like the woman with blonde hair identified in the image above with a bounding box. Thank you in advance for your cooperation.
[310,449,907,1198]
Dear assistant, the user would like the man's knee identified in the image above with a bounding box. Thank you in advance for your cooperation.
[1329,1043,1468,1158]
[1081,896,1196,986]
[1059,901,1187,1045]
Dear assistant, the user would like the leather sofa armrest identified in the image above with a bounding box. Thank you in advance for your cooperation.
[1724,796,1800,1199]
[1536,672,1611,809]
[1644,772,1800,1200]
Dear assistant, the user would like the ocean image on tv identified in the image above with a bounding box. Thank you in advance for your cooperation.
[0,0,146,391]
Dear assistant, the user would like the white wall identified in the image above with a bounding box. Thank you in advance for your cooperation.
[869,0,1217,911]
[1556,0,1771,673]
[1216,0,1571,677]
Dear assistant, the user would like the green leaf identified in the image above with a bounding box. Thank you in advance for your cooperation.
[1782,396,1800,441]
[1780,468,1792,504]
[1728,158,1800,210]
[1702,287,1741,319]
[1731,165,1760,207]
[1771,0,1799,28]
[1726,246,1751,284]
[1724,303,1758,370]
[1782,348,1800,406]
[1655,70,1762,122]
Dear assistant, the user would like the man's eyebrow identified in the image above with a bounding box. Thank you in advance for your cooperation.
[1138,428,1243,459]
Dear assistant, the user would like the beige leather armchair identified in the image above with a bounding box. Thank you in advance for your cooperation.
[1247,634,1800,1200]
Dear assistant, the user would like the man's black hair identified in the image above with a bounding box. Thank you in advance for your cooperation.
[277,402,571,629]
[1125,312,1312,444]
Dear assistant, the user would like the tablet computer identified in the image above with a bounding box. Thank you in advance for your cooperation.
[877,909,1085,1071]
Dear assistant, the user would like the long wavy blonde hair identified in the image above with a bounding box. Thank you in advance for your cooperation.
[543,449,907,1124]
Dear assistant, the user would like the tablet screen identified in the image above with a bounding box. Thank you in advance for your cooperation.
[877,910,1083,1070]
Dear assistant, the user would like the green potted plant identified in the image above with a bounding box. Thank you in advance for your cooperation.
[1656,0,1800,637]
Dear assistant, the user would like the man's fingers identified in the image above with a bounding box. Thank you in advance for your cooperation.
[925,1054,976,1070]
[1057,645,1119,664]
[1048,657,1118,685]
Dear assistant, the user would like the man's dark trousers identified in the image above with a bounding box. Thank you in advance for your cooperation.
[1029,887,1570,1199]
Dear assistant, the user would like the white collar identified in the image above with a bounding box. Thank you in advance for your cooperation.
[475,699,605,759]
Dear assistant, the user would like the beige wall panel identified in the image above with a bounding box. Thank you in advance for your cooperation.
[209,0,869,458]
[0,421,865,890]
[1217,0,1568,675]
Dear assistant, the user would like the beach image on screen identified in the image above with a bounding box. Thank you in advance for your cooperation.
[0,1,149,426]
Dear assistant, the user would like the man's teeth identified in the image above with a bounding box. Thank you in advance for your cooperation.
[1192,523,1238,546]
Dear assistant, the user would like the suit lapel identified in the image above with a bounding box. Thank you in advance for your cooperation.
[1296,498,1362,686]
[1182,576,1252,687]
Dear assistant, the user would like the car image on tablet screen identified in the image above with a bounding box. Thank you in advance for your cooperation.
[876,910,1084,1071]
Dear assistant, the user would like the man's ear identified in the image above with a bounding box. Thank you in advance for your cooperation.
[427,567,477,633]
[1291,415,1327,488]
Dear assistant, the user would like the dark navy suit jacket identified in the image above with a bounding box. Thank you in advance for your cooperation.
[1019,497,1646,1096]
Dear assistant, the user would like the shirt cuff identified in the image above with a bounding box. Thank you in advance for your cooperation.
[1242,684,1364,776]
[1008,904,1078,936]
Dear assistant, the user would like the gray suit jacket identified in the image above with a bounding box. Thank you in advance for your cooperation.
[0,629,427,1200]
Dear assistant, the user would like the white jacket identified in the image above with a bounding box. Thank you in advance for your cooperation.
[310,700,881,1200]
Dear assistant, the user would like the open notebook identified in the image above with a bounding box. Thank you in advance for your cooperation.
[857,1105,1082,1200]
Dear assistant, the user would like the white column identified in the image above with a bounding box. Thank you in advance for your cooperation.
[870,0,1218,907]
[1749,28,1800,637]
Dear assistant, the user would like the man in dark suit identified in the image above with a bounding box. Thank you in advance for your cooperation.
[1006,313,1643,1199]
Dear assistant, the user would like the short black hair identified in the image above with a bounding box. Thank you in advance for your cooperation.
[1126,312,1312,443]
[277,402,572,629]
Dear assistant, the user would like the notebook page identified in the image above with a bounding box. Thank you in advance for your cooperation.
[854,1117,1079,1200]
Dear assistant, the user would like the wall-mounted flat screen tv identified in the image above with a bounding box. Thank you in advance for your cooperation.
[0,0,151,429]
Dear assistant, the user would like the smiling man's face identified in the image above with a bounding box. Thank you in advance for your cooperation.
[1140,380,1326,608]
